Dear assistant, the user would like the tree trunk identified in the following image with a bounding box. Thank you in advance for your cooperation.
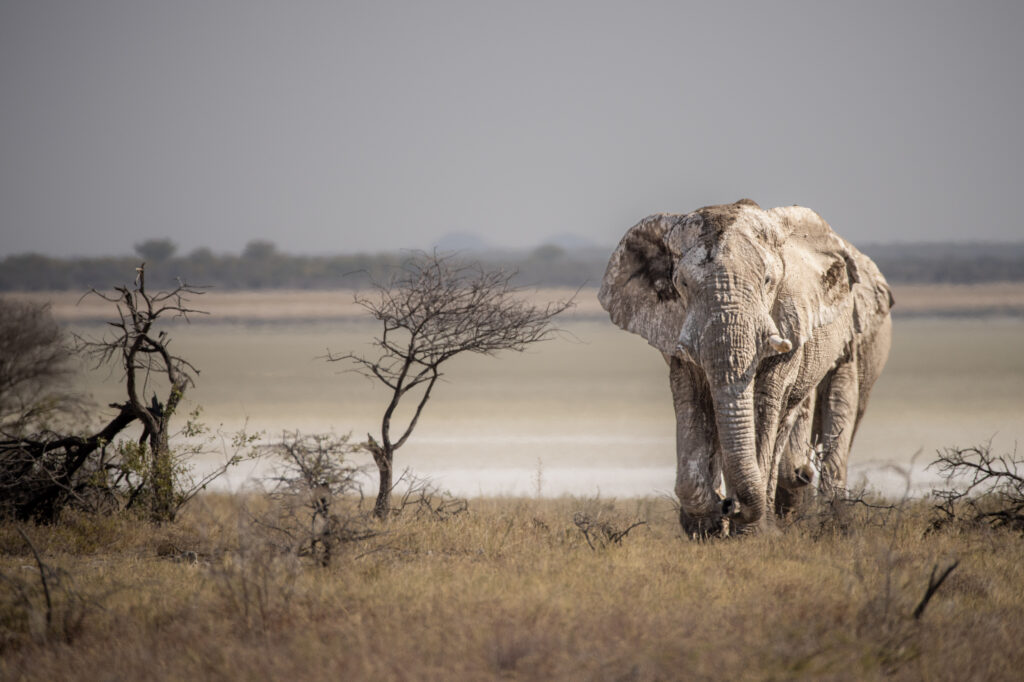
[373,458,392,520]
[366,435,392,519]
[148,428,176,523]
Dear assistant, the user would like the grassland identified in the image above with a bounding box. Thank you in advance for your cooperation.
[2,493,1023,681]
[3,286,1023,679]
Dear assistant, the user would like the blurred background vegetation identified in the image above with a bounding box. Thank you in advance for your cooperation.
[2,238,1023,291]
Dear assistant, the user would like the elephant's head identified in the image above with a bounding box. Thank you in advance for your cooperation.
[599,199,860,528]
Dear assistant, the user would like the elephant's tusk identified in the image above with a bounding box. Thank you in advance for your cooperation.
[768,335,793,353]
[675,344,696,364]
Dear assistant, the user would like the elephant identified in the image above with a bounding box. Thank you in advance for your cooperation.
[599,199,893,537]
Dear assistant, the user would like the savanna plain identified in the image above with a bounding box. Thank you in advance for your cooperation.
[3,287,1024,680]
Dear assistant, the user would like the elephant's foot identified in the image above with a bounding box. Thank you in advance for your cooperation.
[679,496,747,540]
[775,484,814,517]
[728,511,781,537]
[681,502,782,538]
[679,507,725,540]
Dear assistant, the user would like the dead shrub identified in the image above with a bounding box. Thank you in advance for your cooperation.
[785,486,901,540]
[258,431,378,566]
[388,469,468,522]
[571,496,646,550]
[929,442,1024,533]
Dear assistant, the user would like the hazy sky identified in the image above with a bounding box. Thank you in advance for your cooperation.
[1,1,1022,258]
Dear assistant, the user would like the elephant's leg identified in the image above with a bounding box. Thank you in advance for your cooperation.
[775,394,817,516]
[745,368,790,524]
[668,357,723,538]
[818,354,860,493]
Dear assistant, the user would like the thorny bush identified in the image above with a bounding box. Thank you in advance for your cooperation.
[929,442,1024,533]
[258,432,377,566]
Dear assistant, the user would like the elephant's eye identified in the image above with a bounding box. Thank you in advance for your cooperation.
[764,275,772,286]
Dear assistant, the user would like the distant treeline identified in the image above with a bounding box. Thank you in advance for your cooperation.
[2,238,1023,291]
[0,240,609,292]
[860,242,1024,285]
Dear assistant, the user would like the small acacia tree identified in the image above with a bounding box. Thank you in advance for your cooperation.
[329,252,574,518]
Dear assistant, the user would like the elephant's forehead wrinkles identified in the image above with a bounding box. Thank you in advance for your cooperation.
[692,207,770,263]
[713,234,768,273]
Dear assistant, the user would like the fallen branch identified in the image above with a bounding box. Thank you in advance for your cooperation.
[913,560,959,620]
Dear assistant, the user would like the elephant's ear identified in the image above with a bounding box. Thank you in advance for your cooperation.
[851,253,895,335]
[598,214,686,355]
[769,206,860,348]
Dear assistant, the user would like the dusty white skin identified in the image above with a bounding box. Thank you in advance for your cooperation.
[599,200,893,537]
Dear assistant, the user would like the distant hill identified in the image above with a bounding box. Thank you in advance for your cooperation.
[541,233,600,251]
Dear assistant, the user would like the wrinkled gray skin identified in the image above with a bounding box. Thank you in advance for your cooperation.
[599,200,893,537]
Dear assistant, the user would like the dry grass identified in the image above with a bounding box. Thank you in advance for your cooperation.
[1,494,1022,680]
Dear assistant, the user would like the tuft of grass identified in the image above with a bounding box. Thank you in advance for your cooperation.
[0,493,1022,680]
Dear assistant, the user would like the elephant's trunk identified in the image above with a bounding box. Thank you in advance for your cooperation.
[700,311,768,528]
[711,380,766,527]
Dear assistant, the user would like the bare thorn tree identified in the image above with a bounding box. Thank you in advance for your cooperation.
[327,252,574,518]
[0,267,244,523]
[75,264,207,522]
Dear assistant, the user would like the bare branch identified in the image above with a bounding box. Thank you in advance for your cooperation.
[393,368,440,450]
[913,560,960,620]
[17,528,52,628]
[573,510,647,550]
